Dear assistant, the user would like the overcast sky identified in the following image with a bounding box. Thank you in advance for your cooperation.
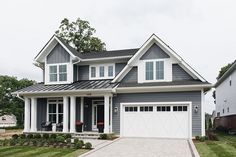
[0,0,235,113]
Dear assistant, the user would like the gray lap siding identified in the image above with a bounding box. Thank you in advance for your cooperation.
[112,91,202,136]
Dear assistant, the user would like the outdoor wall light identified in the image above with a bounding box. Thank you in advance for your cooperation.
[194,105,199,113]
[114,107,118,113]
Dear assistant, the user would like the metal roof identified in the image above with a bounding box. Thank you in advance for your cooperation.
[15,80,118,94]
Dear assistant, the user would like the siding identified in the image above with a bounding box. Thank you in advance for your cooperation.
[115,63,126,76]
[140,44,170,60]
[74,65,78,82]
[121,67,138,83]
[36,98,47,130]
[112,91,202,136]
[172,64,194,81]
[47,44,70,64]
[78,65,89,80]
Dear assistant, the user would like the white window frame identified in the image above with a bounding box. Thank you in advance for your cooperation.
[46,98,63,124]
[144,60,165,82]
[89,64,115,80]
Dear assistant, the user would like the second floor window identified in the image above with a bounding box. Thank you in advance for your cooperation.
[90,64,114,79]
[49,65,57,82]
[108,65,114,77]
[145,60,164,81]
[91,67,96,78]
[49,64,67,82]
[146,62,154,80]
[99,66,105,77]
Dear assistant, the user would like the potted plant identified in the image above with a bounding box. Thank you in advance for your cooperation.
[97,122,104,133]
[76,121,84,132]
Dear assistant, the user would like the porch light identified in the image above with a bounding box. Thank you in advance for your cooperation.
[194,105,199,113]
[114,107,118,113]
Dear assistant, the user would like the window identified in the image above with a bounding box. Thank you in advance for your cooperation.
[59,65,67,81]
[125,106,138,112]
[49,65,57,82]
[157,106,171,112]
[47,99,63,124]
[91,67,96,78]
[140,106,153,112]
[156,61,164,80]
[99,66,105,77]
[145,62,154,80]
[227,107,229,113]
[108,65,114,77]
[173,106,188,112]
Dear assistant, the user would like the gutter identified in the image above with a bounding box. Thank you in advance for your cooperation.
[16,92,24,101]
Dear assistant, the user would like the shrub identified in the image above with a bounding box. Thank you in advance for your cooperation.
[43,134,49,139]
[206,130,218,141]
[75,141,83,149]
[66,138,71,144]
[99,134,108,140]
[199,136,206,142]
[74,138,79,144]
[79,140,84,146]
[32,139,37,146]
[12,134,19,139]
[27,134,33,139]
[50,134,57,139]
[3,139,9,146]
[63,134,72,139]
[34,134,41,139]
[9,139,16,146]
[84,142,92,149]
[19,134,26,139]
[56,136,65,143]
[195,136,200,140]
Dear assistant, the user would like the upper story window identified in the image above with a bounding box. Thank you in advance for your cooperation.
[48,64,68,83]
[49,65,57,82]
[59,65,67,81]
[89,64,115,80]
[145,60,164,81]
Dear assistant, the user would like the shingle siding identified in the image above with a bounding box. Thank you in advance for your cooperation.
[121,67,138,83]
[115,63,126,76]
[112,91,202,136]
[172,64,194,81]
[47,44,70,64]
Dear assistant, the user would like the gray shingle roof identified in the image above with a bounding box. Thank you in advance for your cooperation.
[16,80,118,94]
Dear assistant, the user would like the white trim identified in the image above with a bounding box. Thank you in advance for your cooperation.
[112,34,207,83]
[24,97,30,132]
[30,97,37,132]
[91,100,104,131]
[110,96,113,133]
[80,97,84,131]
[47,98,63,124]
[63,97,69,132]
[89,64,115,80]
[201,89,205,136]
[70,96,76,133]
[104,95,110,133]
[80,55,133,62]
[120,101,192,139]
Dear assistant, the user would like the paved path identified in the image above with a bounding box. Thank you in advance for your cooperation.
[83,138,193,157]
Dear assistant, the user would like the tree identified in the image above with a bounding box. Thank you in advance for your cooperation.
[0,76,35,127]
[217,63,233,80]
[55,18,106,53]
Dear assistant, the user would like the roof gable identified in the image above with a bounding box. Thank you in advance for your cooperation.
[47,44,70,64]
[112,34,207,83]
[140,43,170,60]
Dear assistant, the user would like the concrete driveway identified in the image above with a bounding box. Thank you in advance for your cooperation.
[82,138,193,157]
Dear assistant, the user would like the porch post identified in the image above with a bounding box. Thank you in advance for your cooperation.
[104,95,110,133]
[70,96,76,133]
[80,97,84,131]
[24,97,30,132]
[63,96,69,133]
[30,97,37,132]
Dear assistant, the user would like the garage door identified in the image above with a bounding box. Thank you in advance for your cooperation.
[122,104,190,138]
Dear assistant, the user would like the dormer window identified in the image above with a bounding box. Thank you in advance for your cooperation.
[48,64,68,83]
[145,60,164,81]
[89,64,115,80]
[49,66,57,82]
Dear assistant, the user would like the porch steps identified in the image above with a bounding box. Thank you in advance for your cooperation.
[73,132,101,139]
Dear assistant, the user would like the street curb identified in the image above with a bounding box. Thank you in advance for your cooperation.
[79,138,121,157]
[188,140,200,157]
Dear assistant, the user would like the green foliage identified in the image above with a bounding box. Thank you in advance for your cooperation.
[34,134,41,139]
[55,18,106,53]
[63,133,72,139]
[50,134,57,139]
[27,134,33,139]
[19,134,26,139]
[84,142,92,149]
[12,134,19,139]
[99,133,108,139]
[75,140,83,149]
[42,134,49,139]
[9,139,16,146]
[217,63,233,79]
[74,138,79,144]
[0,76,35,126]
[99,133,117,140]
[208,118,213,129]
[56,135,65,143]
[195,136,200,140]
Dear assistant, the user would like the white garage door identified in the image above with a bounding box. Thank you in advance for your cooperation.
[122,104,190,139]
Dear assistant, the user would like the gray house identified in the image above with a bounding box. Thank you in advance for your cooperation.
[215,61,236,130]
[14,34,211,139]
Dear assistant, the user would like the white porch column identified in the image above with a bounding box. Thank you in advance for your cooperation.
[70,96,76,133]
[104,95,110,133]
[24,97,30,132]
[80,97,84,131]
[63,96,69,133]
[30,97,37,132]
[110,96,113,133]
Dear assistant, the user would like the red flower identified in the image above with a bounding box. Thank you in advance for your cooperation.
[76,121,84,125]
[97,122,104,126]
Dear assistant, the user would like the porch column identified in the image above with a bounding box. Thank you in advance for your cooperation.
[80,97,84,131]
[104,95,110,133]
[70,96,76,133]
[24,97,30,132]
[30,97,37,132]
[63,96,69,132]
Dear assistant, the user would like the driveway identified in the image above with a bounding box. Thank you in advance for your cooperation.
[83,138,193,157]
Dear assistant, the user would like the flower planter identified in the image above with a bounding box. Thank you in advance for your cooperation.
[76,121,84,132]
[97,122,104,133]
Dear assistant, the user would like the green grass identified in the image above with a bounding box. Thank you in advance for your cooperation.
[194,132,236,157]
[0,146,88,157]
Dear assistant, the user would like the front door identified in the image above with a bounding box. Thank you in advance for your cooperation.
[92,100,104,131]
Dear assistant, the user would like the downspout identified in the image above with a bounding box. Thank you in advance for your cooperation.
[16,92,24,101]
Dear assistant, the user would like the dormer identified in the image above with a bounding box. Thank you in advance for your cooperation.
[34,35,80,85]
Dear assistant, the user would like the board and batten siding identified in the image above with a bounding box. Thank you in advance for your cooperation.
[47,44,70,64]
[36,98,47,130]
[140,43,170,60]
[112,91,202,136]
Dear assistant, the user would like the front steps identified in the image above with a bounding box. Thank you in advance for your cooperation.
[73,132,101,139]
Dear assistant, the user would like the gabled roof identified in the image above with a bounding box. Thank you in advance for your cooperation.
[112,34,207,83]
[215,60,236,87]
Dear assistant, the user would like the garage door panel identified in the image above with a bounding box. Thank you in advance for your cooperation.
[122,104,189,138]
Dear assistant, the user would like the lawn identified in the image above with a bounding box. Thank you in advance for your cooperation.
[0,146,88,157]
[194,132,236,157]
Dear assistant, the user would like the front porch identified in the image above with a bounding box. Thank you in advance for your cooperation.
[23,95,113,134]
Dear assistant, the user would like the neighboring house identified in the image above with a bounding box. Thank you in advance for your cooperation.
[215,60,236,130]
[13,34,211,139]
[0,114,17,127]
[211,110,216,125]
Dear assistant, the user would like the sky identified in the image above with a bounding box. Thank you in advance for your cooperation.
[0,0,235,113]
